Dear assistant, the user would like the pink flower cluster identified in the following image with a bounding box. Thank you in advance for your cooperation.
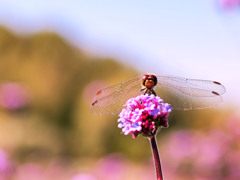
[118,94,172,138]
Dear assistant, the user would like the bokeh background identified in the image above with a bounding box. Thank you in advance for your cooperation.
[0,0,240,180]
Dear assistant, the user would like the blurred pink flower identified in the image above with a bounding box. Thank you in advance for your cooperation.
[0,83,30,111]
[219,0,240,9]
[95,154,125,180]
[14,163,44,180]
[162,127,240,179]
[0,149,12,179]
[225,151,240,179]
[165,131,198,160]
[71,173,96,180]
[13,161,73,180]
[0,150,10,172]
[226,113,240,137]
[194,130,230,177]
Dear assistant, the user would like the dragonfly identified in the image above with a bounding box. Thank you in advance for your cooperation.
[91,74,226,115]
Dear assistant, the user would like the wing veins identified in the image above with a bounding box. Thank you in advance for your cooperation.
[93,75,142,107]
[157,75,225,96]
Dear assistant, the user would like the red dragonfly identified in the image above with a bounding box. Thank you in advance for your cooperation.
[91,74,226,115]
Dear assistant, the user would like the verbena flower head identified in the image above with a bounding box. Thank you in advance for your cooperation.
[118,94,172,138]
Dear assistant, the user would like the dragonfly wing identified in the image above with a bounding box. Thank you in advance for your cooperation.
[154,85,223,110]
[156,75,226,96]
[155,75,226,110]
[91,75,143,115]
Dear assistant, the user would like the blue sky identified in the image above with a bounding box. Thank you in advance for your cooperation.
[0,0,240,108]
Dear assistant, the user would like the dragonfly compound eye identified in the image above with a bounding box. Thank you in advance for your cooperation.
[148,74,158,86]
[142,74,149,86]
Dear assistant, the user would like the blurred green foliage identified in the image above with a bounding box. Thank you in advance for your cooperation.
[0,26,143,161]
[0,26,232,164]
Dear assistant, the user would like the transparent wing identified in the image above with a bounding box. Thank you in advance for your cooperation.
[91,75,143,115]
[155,75,226,110]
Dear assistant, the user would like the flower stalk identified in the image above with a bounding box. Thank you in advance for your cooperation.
[118,94,171,180]
[150,136,163,180]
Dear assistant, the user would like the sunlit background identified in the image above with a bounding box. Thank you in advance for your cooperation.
[0,0,240,180]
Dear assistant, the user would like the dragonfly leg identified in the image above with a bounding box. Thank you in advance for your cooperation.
[141,88,147,95]
[151,89,157,96]
[143,89,148,95]
[142,88,156,96]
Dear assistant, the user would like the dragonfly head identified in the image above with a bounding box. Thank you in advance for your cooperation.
[142,74,158,89]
